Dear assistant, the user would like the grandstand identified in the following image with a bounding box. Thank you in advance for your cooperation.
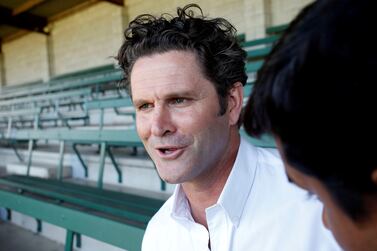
[0,0,306,250]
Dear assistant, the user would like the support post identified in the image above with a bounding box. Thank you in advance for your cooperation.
[99,108,104,130]
[58,141,65,180]
[6,117,12,137]
[75,233,82,248]
[160,178,166,191]
[6,208,11,221]
[72,144,88,177]
[97,142,107,189]
[65,230,74,251]
[36,218,42,233]
[106,146,122,183]
[11,143,24,162]
[26,140,34,176]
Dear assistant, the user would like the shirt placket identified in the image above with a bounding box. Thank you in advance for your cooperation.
[190,221,211,251]
[206,205,233,251]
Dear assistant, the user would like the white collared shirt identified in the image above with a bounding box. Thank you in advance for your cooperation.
[142,138,341,251]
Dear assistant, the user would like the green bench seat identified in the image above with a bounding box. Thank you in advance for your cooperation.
[241,32,281,78]
[0,174,165,251]
[2,127,145,184]
[84,97,133,110]
[8,128,143,146]
[266,23,289,35]
[0,127,164,250]
[50,64,117,81]
[0,79,44,96]
[246,46,272,60]
[241,34,280,48]
[246,60,264,74]
[0,89,91,131]
[0,88,91,109]
[0,65,122,101]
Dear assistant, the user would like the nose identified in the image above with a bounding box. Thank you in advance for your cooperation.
[151,105,176,137]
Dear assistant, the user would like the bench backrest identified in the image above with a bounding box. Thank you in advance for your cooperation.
[6,128,143,146]
[0,87,92,108]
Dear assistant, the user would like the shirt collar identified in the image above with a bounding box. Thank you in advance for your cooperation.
[171,184,192,221]
[217,137,258,227]
[170,137,258,226]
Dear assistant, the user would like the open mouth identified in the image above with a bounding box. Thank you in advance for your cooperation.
[158,148,178,154]
[156,146,185,159]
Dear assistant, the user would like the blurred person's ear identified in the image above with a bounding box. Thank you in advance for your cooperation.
[372,169,377,186]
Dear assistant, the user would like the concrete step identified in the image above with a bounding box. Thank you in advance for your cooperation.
[0,220,65,251]
[6,162,72,178]
[8,212,125,251]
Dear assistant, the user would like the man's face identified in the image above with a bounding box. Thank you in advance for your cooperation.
[130,50,233,184]
[275,138,377,251]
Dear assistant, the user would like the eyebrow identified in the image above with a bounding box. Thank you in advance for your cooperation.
[133,90,197,107]
[164,90,197,101]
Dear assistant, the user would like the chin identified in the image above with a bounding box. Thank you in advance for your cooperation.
[155,166,181,184]
[162,171,192,185]
[158,173,184,184]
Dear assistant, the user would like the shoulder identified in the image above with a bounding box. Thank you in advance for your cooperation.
[144,194,174,233]
[142,195,175,251]
[255,146,284,171]
[241,138,283,167]
[286,197,341,250]
[241,139,285,179]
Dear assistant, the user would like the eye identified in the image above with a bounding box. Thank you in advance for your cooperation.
[170,97,192,106]
[138,103,153,111]
[172,98,185,104]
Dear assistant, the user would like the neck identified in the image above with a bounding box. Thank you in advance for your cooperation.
[182,131,240,228]
[361,197,377,251]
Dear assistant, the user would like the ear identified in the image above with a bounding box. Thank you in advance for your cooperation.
[228,82,244,126]
[371,169,377,186]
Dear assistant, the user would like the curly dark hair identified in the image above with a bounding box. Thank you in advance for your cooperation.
[116,4,247,115]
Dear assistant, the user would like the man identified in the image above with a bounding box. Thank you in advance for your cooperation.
[117,4,339,251]
[243,0,377,251]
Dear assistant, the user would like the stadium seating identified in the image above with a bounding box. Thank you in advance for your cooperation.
[0,24,287,250]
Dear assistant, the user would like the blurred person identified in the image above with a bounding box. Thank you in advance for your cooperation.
[244,0,377,251]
